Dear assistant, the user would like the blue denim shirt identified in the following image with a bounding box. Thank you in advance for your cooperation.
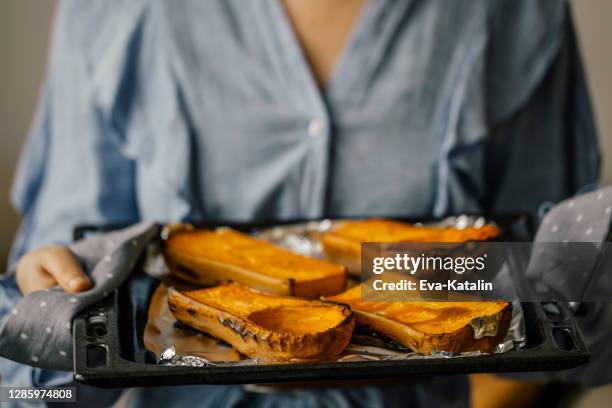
[0,0,599,406]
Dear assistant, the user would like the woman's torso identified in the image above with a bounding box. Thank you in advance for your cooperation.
[127,0,490,223]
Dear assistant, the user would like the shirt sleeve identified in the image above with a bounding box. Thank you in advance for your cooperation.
[434,1,600,218]
[483,4,600,218]
[0,0,147,387]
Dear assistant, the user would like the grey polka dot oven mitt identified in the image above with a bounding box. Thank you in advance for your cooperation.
[528,186,612,301]
[0,221,160,371]
[536,187,612,242]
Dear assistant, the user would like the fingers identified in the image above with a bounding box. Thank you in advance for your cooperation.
[16,254,57,295]
[40,246,91,292]
[16,245,92,295]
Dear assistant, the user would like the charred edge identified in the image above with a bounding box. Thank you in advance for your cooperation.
[176,265,199,279]
[321,301,354,327]
[287,278,296,296]
[217,314,258,341]
[358,323,414,350]
[187,308,197,317]
[339,305,354,328]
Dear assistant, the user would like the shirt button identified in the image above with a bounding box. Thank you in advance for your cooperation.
[307,118,324,138]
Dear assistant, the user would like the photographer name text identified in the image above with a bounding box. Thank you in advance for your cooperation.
[371,279,493,292]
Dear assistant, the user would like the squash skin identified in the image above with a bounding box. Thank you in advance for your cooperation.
[167,284,355,362]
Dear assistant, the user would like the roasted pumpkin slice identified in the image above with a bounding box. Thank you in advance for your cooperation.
[321,218,500,276]
[328,285,511,354]
[168,284,355,362]
[164,227,347,297]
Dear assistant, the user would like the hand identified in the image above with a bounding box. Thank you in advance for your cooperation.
[16,245,92,295]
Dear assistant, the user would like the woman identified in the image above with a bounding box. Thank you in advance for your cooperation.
[0,0,600,406]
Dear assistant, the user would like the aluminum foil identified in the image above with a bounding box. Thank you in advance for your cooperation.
[158,346,262,367]
[159,346,214,367]
[154,217,526,367]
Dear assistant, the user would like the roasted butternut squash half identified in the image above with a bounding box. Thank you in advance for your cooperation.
[164,227,347,297]
[321,218,500,276]
[328,285,511,355]
[168,284,355,362]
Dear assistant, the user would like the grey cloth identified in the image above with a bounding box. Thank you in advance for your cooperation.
[528,186,612,302]
[536,186,612,243]
[527,186,612,386]
[0,221,159,370]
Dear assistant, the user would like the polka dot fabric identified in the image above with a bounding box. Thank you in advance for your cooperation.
[0,221,159,370]
[536,187,612,243]
[530,187,612,386]
[528,186,612,302]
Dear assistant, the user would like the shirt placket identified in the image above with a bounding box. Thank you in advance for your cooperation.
[253,0,332,219]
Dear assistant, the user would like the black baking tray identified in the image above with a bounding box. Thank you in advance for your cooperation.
[72,214,590,388]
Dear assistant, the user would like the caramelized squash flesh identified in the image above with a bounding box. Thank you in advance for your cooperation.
[328,285,511,354]
[168,284,354,362]
[321,218,500,276]
[164,227,347,297]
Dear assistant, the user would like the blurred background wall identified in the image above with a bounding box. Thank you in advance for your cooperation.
[0,0,56,267]
[0,0,611,268]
